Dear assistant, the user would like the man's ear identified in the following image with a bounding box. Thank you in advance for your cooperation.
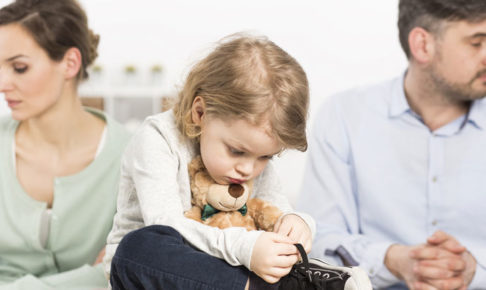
[408,27,436,64]
[62,47,82,79]
[191,96,206,125]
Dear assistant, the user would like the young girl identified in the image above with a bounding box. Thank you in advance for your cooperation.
[105,34,315,289]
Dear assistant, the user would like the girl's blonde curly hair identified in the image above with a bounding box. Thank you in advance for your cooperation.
[173,33,309,152]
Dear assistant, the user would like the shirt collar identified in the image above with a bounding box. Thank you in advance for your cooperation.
[388,70,411,118]
[467,98,486,130]
[388,70,486,130]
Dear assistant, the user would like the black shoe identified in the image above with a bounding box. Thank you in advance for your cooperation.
[279,244,372,290]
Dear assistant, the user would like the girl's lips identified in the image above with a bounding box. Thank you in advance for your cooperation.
[228,178,245,184]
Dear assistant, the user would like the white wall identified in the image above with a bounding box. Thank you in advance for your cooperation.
[1,0,408,204]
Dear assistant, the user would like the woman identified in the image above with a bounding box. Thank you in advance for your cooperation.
[0,0,130,288]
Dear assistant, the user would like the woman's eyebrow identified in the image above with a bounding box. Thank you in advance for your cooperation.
[6,54,27,62]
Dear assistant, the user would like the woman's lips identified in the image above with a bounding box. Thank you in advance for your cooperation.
[6,100,21,108]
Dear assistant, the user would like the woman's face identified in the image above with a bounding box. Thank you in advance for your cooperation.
[0,24,66,121]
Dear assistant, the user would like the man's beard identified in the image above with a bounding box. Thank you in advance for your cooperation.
[428,65,486,103]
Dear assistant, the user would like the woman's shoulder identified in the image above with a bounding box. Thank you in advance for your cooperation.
[0,115,17,135]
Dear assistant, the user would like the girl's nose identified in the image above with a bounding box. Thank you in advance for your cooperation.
[235,159,253,178]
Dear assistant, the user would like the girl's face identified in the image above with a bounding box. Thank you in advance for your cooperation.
[0,24,66,121]
[192,97,282,185]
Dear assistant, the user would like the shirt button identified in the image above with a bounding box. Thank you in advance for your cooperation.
[432,220,437,226]
[432,176,438,182]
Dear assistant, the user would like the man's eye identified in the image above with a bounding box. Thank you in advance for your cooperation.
[471,42,482,48]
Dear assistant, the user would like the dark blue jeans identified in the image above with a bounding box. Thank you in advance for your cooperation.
[110,225,249,290]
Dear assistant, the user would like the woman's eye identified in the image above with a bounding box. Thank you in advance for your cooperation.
[14,65,28,74]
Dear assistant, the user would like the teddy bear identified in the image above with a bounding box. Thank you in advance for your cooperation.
[184,156,282,231]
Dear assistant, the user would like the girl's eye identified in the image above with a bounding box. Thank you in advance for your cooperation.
[228,147,244,156]
[14,65,28,74]
[259,155,274,161]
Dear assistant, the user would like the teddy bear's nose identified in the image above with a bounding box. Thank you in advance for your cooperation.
[228,184,244,198]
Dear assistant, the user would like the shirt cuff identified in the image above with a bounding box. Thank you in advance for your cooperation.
[236,230,263,270]
[349,240,401,288]
[468,246,486,289]
[470,264,486,289]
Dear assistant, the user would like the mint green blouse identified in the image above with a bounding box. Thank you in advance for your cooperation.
[0,109,130,289]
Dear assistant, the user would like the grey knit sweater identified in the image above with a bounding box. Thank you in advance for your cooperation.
[104,110,315,277]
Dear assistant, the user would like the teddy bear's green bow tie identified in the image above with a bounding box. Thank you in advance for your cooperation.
[201,204,248,221]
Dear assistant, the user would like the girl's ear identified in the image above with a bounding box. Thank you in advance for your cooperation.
[408,27,436,64]
[62,47,82,79]
[191,96,206,125]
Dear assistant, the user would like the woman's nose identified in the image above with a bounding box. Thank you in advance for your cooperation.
[0,73,12,92]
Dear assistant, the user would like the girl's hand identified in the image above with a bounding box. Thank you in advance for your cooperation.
[250,232,298,283]
[273,214,312,253]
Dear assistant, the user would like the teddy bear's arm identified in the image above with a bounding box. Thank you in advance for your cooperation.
[247,198,282,232]
[184,206,203,222]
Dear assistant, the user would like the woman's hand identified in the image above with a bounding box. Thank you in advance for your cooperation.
[93,247,106,265]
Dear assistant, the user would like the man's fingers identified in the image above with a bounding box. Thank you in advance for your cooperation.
[440,239,466,254]
[427,231,465,254]
[414,264,456,280]
[421,277,465,290]
[427,230,449,244]
[410,246,460,260]
[412,281,438,290]
[419,257,466,272]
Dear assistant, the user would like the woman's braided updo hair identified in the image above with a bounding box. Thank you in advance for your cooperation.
[0,0,99,80]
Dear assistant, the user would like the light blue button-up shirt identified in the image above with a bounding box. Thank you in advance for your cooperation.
[298,73,486,289]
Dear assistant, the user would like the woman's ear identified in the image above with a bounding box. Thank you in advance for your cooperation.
[408,27,436,64]
[191,96,206,125]
[62,47,82,79]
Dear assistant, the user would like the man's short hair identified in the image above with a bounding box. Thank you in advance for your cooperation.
[398,0,486,58]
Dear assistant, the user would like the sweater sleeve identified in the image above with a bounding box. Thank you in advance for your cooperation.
[253,161,316,239]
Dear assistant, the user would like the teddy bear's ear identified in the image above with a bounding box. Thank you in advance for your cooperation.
[189,156,205,177]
